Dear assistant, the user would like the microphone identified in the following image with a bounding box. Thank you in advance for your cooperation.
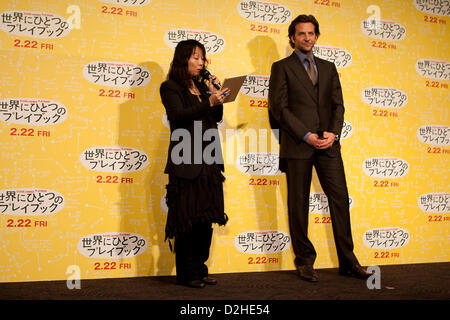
[200,69,221,90]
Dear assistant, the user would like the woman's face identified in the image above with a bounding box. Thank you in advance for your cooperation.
[187,46,204,78]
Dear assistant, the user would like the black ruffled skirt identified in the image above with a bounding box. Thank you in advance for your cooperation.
[164,165,228,241]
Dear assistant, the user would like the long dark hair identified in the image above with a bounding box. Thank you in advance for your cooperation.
[167,39,208,88]
[288,14,320,48]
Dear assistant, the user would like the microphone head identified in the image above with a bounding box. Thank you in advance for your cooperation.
[200,68,212,79]
[200,69,221,89]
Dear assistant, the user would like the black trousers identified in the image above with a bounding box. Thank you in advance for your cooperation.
[286,151,359,270]
[174,222,213,282]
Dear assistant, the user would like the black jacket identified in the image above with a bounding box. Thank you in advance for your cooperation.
[160,79,224,179]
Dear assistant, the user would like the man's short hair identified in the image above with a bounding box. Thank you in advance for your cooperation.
[288,14,320,48]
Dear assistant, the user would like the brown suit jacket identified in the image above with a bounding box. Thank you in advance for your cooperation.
[268,52,345,161]
[268,52,359,268]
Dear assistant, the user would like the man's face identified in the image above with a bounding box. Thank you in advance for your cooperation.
[290,22,317,54]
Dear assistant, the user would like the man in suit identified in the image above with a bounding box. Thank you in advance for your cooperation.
[268,14,369,282]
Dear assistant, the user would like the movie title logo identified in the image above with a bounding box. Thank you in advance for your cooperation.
[361,19,406,41]
[0,98,67,126]
[361,87,408,108]
[0,188,65,216]
[83,61,151,88]
[363,227,410,249]
[235,230,291,254]
[415,59,450,80]
[363,157,409,178]
[312,45,352,68]
[418,193,449,213]
[417,125,449,145]
[413,0,450,16]
[240,75,269,98]
[309,192,353,214]
[98,0,152,6]
[0,11,70,38]
[164,29,225,54]
[78,232,148,259]
[237,1,292,24]
[236,152,281,176]
[341,120,353,140]
[80,147,150,173]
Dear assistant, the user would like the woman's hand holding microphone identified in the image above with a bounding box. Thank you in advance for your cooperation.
[201,69,231,106]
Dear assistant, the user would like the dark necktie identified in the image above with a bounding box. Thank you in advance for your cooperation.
[306,55,317,85]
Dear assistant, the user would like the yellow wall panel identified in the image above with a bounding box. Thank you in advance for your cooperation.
[0,0,448,282]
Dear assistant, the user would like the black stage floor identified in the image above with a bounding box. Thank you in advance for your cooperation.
[1,262,448,301]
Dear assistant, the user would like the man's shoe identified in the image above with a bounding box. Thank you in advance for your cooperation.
[186,280,206,288]
[297,265,319,282]
[177,279,206,288]
[202,277,217,285]
[339,265,371,279]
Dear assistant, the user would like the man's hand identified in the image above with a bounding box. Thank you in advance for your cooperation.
[306,131,335,149]
[316,131,335,149]
[305,133,320,148]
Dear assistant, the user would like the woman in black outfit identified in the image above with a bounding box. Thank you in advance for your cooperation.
[160,40,230,288]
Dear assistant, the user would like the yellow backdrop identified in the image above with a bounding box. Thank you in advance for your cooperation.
[0,0,448,283]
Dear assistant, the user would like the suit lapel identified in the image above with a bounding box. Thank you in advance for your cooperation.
[315,57,328,106]
[288,52,317,102]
